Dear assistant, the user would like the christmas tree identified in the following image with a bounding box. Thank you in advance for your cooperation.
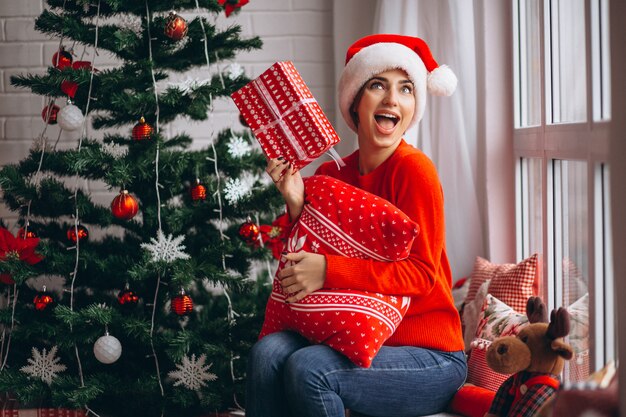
[0,1,284,415]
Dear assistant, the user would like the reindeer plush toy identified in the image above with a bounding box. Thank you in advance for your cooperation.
[485,297,574,417]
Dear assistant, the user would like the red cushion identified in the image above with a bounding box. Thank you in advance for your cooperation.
[465,254,539,312]
[448,384,496,417]
[259,175,418,367]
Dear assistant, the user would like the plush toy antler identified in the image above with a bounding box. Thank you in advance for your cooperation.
[485,297,574,417]
[547,307,570,340]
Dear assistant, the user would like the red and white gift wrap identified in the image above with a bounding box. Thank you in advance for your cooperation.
[231,61,342,170]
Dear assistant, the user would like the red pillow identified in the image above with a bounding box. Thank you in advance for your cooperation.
[448,384,496,417]
[259,175,419,367]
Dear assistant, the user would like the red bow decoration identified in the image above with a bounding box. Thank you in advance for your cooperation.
[0,227,43,284]
[61,80,78,98]
[218,0,249,17]
[259,213,292,260]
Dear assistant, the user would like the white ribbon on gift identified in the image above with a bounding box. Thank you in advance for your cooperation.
[251,77,345,170]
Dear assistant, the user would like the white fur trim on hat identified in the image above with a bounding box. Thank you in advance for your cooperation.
[338,42,427,133]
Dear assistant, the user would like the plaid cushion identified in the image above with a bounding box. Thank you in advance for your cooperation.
[465,254,539,312]
[461,255,539,350]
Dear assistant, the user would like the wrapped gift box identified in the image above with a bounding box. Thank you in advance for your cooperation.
[231,61,342,170]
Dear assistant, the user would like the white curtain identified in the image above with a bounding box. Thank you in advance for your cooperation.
[373,0,484,279]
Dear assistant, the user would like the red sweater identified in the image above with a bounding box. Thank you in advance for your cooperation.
[315,140,464,352]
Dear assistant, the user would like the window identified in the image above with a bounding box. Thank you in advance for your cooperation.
[513,0,613,381]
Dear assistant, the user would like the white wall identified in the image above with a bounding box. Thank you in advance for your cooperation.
[0,0,336,226]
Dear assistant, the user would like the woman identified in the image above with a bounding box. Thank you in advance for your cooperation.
[246,34,466,417]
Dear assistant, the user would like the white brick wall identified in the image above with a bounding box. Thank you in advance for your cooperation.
[0,0,336,224]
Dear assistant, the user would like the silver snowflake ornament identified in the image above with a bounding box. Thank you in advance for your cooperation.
[20,346,67,385]
[223,176,253,205]
[141,230,191,263]
[225,63,244,80]
[227,136,252,158]
[168,353,217,391]
[168,77,210,95]
[102,141,128,158]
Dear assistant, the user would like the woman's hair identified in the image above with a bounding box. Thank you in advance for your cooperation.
[349,85,366,128]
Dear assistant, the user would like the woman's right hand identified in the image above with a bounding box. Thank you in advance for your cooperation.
[266,157,304,221]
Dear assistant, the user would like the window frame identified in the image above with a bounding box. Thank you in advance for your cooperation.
[513,0,613,373]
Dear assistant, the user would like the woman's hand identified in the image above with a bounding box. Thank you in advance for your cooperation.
[278,251,327,303]
[266,157,304,221]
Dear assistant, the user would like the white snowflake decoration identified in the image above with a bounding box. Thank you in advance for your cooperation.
[227,136,252,158]
[225,63,244,80]
[141,230,191,263]
[20,346,67,385]
[102,142,128,158]
[168,353,217,391]
[223,176,254,205]
[168,77,211,95]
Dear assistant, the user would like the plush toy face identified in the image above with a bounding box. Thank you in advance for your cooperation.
[486,303,575,376]
[486,333,532,374]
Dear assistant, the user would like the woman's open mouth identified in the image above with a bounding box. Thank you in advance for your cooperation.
[374,112,400,134]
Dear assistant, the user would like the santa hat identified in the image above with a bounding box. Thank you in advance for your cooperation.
[338,34,457,132]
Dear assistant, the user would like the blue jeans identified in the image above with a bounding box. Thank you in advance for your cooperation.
[245,331,467,417]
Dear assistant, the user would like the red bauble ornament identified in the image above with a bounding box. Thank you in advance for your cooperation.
[0,274,15,285]
[238,113,249,127]
[33,286,55,311]
[117,285,139,308]
[42,104,60,124]
[72,61,93,70]
[52,49,73,69]
[111,190,139,220]
[171,290,193,316]
[190,179,207,201]
[132,117,153,141]
[238,217,260,244]
[67,224,89,243]
[18,223,37,239]
[164,12,188,41]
